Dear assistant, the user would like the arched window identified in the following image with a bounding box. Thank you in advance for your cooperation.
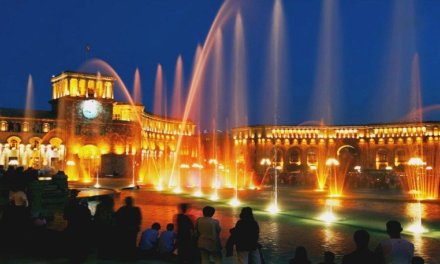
[377,149,388,163]
[288,149,300,164]
[307,151,317,163]
[396,150,406,163]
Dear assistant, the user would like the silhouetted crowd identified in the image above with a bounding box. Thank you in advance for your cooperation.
[0,185,428,263]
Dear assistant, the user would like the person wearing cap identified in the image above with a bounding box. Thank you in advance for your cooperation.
[375,220,414,264]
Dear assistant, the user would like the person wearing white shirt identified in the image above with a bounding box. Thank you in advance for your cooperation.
[375,220,414,264]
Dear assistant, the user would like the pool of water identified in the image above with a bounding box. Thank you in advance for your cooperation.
[78,181,440,263]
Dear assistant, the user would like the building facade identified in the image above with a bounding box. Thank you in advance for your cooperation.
[232,124,440,178]
[0,71,196,183]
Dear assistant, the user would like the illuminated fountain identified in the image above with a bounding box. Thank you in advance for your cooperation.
[318,198,339,224]
[209,158,219,201]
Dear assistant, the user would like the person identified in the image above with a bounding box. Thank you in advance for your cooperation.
[342,229,379,264]
[116,196,142,259]
[64,197,92,263]
[229,207,261,264]
[94,196,116,258]
[139,222,161,254]
[412,256,424,264]
[9,186,29,207]
[195,206,222,264]
[158,223,177,255]
[289,246,311,264]
[175,203,195,263]
[318,251,336,264]
[375,220,414,264]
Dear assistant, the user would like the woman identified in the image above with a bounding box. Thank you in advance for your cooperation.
[231,207,261,264]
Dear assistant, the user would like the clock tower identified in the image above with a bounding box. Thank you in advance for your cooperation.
[50,71,115,122]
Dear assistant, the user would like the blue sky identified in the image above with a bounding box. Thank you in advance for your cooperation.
[1,0,440,128]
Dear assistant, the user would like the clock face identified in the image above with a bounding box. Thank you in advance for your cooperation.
[81,100,101,119]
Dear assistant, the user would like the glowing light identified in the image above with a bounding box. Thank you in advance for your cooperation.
[260,158,271,166]
[315,188,325,192]
[407,223,428,234]
[266,203,280,214]
[325,199,341,207]
[94,183,101,188]
[385,166,393,171]
[354,165,361,172]
[309,165,317,171]
[192,163,203,169]
[156,185,164,191]
[329,193,342,198]
[210,193,219,201]
[173,187,182,194]
[66,160,76,166]
[326,158,339,166]
[8,160,19,166]
[408,157,426,166]
[318,211,337,223]
[209,159,218,165]
[180,164,190,169]
[229,198,241,207]
[193,190,203,197]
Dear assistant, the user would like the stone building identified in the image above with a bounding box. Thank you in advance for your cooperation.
[0,71,196,183]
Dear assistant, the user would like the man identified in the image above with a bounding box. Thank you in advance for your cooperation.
[375,220,414,264]
[116,196,142,259]
[195,206,222,264]
[342,229,379,264]
[175,203,194,263]
[139,222,161,254]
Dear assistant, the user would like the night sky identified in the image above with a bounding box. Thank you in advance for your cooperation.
[1,0,440,129]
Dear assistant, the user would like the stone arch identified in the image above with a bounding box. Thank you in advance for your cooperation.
[286,147,301,164]
[306,147,318,164]
[271,147,284,164]
[394,148,407,163]
[7,136,21,149]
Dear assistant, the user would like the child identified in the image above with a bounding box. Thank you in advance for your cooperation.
[139,222,161,255]
[158,223,176,255]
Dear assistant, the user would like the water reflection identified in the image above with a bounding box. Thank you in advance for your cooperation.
[320,227,345,256]
[412,234,426,260]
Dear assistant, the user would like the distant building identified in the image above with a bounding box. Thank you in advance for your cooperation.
[0,71,196,183]
[232,124,440,177]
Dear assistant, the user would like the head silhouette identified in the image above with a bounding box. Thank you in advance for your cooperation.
[167,223,174,231]
[386,220,403,238]
[412,256,424,264]
[239,207,255,221]
[202,206,215,217]
[353,229,370,249]
[294,246,309,261]
[125,196,134,207]
[324,251,335,263]
[152,222,161,230]
[179,203,189,213]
